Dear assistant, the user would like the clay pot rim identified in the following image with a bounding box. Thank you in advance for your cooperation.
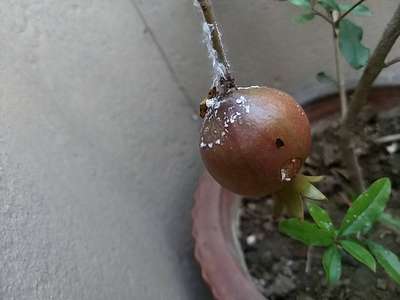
[192,86,400,300]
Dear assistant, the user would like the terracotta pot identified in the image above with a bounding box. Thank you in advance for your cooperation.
[192,86,400,300]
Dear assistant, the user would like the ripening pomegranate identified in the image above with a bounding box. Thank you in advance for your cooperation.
[200,86,311,197]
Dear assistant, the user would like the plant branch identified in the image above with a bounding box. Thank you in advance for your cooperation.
[336,0,366,24]
[339,4,400,194]
[197,0,235,87]
[384,57,400,68]
[344,4,400,127]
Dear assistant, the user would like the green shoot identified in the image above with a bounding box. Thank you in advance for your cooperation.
[279,178,400,286]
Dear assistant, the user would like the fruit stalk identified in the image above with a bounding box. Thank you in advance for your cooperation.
[197,0,235,91]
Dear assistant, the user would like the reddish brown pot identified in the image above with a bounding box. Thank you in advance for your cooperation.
[192,86,400,300]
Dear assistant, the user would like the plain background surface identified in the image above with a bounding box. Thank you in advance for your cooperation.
[0,0,399,299]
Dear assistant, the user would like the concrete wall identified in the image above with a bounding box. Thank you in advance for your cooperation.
[0,0,399,299]
[0,1,207,299]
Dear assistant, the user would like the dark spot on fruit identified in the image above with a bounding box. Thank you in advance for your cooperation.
[276,138,285,148]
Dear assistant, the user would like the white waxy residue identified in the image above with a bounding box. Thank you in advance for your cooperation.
[206,98,216,108]
[236,98,243,104]
[280,168,292,182]
[234,96,250,115]
[215,139,221,145]
[238,85,261,90]
[229,111,241,123]
[202,22,227,87]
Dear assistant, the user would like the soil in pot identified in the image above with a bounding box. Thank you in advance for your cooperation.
[239,104,400,300]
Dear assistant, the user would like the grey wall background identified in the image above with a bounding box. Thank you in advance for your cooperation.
[0,1,399,299]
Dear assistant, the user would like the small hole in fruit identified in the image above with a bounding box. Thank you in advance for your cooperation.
[275,138,285,148]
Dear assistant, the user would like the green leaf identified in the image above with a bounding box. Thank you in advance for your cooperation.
[279,218,334,246]
[340,240,376,271]
[318,0,340,11]
[339,178,391,236]
[307,202,335,232]
[339,3,372,16]
[316,71,337,86]
[368,241,400,285]
[289,0,311,7]
[294,12,316,24]
[323,245,342,284]
[339,19,370,69]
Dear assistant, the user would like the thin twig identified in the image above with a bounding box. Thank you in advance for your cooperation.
[305,246,314,274]
[197,0,235,87]
[384,57,400,68]
[336,0,366,24]
[312,7,334,25]
[332,11,348,119]
[375,133,400,144]
[338,131,366,193]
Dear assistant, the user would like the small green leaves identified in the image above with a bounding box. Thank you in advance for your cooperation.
[279,218,334,246]
[307,202,335,233]
[289,0,311,8]
[323,245,342,284]
[339,19,370,69]
[278,177,399,287]
[368,241,400,285]
[339,178,391,237]
[295,175,327,201]
[340,240,376,271]
[294,12,316,24]
[339,3,372,17]
[316,71,337,86]
[303,175,324,183]
[303,183,327,200]
[378,212,400,234]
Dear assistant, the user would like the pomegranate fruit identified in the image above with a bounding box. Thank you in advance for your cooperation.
[199,86,311,197]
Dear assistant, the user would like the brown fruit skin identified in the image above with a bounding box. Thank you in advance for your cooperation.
[199,86,311,197]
